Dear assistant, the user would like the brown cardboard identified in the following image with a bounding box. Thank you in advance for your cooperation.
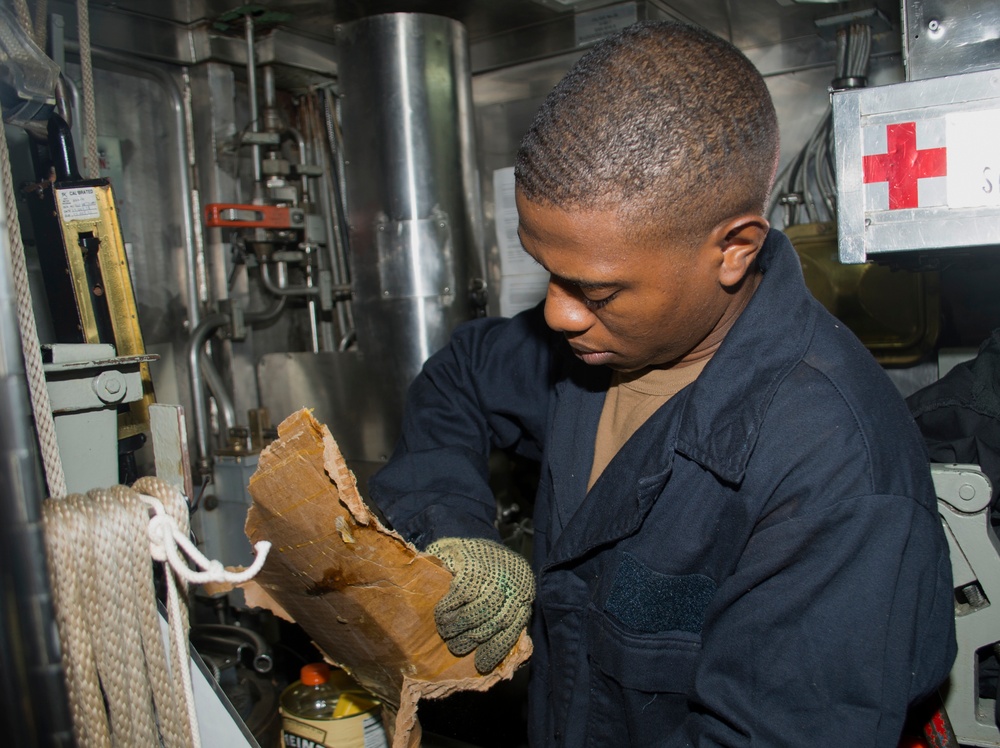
[243,409,532,748]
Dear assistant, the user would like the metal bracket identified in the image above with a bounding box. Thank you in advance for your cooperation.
[933,463,1000,747]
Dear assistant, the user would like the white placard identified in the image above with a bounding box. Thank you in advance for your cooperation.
[56,186,101,221]
[500,274,549,319]
[493,166,550,317]
[494,167,539,276]
[946,109,1000,208]
[575,2,638,47]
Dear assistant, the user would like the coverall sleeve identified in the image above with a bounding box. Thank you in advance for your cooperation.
[369,304,556,549]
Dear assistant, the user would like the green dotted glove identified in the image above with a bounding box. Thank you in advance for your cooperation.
[426,537,535,674]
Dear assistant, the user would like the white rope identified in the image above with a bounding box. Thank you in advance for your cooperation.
[139,490,271,748]
[142,493,271,585]
[77,0,100,179]
[0,102,68,498]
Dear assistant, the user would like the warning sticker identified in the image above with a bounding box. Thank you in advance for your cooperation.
[56,187,101,221]
[946,109,1000,209]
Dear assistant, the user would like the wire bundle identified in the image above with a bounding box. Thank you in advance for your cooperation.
[769,23,872,227]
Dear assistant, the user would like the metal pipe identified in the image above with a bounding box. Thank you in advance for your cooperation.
[262,65,277,111]
[258,262,351,300]
[244,294,286,325]
[310,113,349,339]
[287,126,310,205]
[304,252,319,353]
[244,15,263,190]
[318,90,355,339]
[67,44,202,331]
[259,261,316,297]
[0,172,73,746]
[186,312,229,471]
[200,351,236,439]
[192,624,274,674]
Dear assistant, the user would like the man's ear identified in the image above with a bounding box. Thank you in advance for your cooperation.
[712,214,769,288]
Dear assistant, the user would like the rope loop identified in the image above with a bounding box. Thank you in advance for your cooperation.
[140,493,271,584]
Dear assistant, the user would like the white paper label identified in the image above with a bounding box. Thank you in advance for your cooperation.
[946,109,1000,208]
[492,166,549,317]
[56,187,101,221]
[500,274,549,319]
[575,2,638,47]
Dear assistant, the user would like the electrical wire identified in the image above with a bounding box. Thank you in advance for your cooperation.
[769,23,871,229]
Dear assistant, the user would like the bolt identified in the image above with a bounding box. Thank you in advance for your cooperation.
[93,371,126,403]
[959,482,977,501]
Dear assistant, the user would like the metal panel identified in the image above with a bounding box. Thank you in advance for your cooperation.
[902,0,1000,81]
[833,68,1000,262]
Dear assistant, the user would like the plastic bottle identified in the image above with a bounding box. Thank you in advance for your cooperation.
[280,662,388,748]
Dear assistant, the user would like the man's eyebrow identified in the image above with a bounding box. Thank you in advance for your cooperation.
[572,278,620,291]
[517,225,623,291]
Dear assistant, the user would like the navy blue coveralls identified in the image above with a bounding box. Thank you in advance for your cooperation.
[370,230,956,747]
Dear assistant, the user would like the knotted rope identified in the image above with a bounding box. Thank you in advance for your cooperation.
[43,477,271,747]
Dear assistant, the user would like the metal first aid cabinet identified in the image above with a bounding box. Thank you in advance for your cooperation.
[833,67,1000,264]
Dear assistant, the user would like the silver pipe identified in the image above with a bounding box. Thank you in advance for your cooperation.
[200,351,236,437]
[0,157,74,746]
[318,91,354,339]
[259,262,352,300]
[244,295,286,325]
[311,121,349,338]
[186,312,229,471]
[245,15,263,190]
[259,261,318,297]
[287,126,310,204]
[67,44,202,330]
[304,250,319,353]
[306,300,319,352]
[263,64,277,110]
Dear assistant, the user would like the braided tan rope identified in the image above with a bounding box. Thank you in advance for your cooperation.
[42,483,197,747]
[42,495,111,748]
[131,477,195,747]
[76,0,100,179]
[87,487,158,744]
[33,0,48,51]
[0,100,67,497]
[11,0,32,41]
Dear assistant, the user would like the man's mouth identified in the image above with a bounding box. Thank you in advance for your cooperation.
[570,346,614,366]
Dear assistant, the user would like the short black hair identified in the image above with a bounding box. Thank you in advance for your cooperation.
[515,21,779,242]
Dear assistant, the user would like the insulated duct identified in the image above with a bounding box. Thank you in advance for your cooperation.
[335,12,484,391]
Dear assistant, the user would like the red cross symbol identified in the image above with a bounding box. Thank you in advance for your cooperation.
[862,122,947,210]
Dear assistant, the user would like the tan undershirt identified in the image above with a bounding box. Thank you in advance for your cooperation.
[587,357,711,491]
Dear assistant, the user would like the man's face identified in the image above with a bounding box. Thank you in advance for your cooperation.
[516,191,746,372]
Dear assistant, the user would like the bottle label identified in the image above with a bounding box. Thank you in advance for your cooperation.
[280,708,388,748]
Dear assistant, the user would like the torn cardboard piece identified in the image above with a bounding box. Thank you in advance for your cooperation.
[244,409,532,748]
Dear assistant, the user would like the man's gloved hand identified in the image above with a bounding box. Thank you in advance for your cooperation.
[425,537,535,674]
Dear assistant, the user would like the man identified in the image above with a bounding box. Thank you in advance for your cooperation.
[370,21,956,747]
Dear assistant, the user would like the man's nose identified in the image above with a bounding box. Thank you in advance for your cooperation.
[544,278,593,334]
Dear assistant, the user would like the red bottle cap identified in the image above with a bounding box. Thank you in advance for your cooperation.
[300,662,331,686]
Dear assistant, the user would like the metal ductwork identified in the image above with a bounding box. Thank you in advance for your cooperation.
[336,12,484,388]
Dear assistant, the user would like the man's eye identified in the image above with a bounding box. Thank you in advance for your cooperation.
[583,291,618,310]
